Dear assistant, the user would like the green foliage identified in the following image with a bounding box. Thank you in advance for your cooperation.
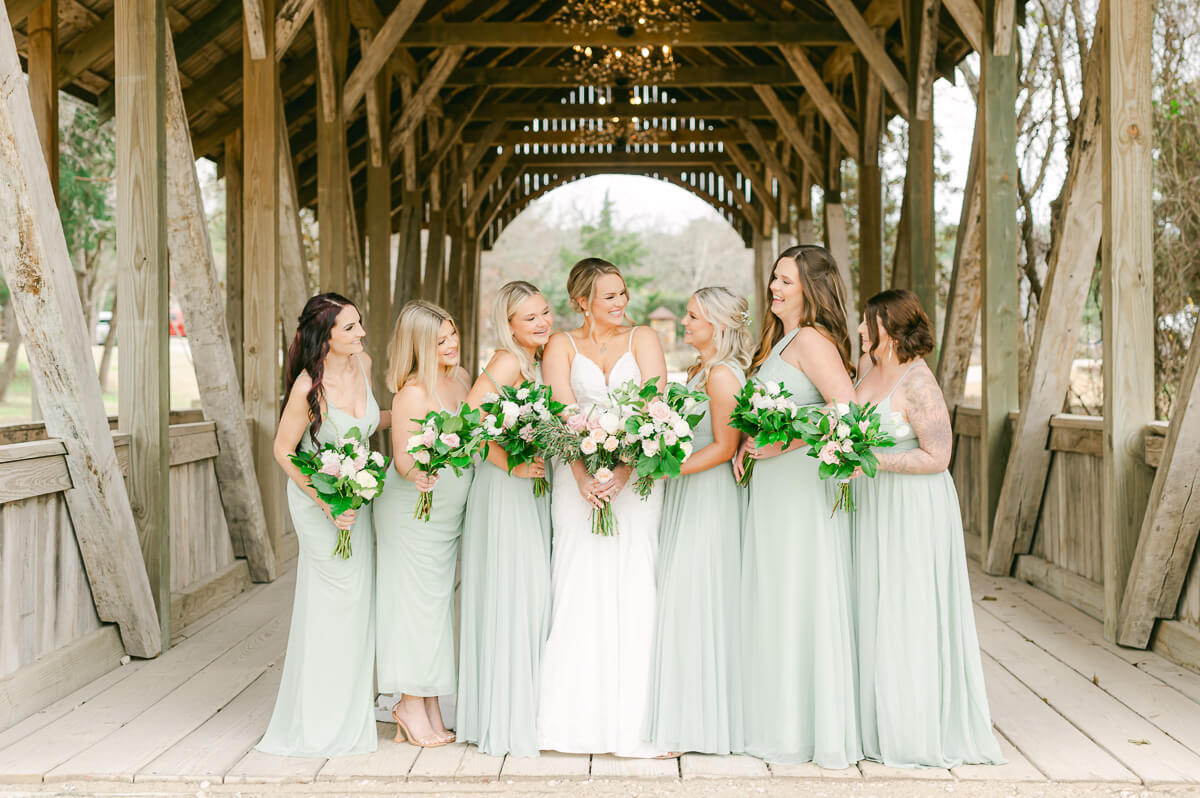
[58,101,115,271]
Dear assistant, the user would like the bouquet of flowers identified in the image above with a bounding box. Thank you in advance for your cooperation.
[796,401,897,515]
[289,427,389,558]
[533,392,641,536]
[618,378,707,499]
[480,380,565,496]
[406,405,489,522]
[728,379,807,486]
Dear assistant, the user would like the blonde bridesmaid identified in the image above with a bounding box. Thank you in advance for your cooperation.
[375,300,474,748]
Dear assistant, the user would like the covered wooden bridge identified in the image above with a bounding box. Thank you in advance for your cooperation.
[2,0,1200,789]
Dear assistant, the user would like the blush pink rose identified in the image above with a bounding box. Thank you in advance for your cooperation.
[818,441,842,465]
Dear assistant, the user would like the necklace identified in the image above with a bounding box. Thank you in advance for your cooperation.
[589,325,622,354]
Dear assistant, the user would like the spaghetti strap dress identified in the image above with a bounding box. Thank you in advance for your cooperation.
[456,367,553,757]
[853,364,1004,768]
[257,356,379,757]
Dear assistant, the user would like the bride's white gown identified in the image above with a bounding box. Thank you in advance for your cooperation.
[537,334,663,757]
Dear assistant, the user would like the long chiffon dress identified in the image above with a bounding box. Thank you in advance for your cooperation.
[853,364,1005,768]
[375,390,474,700]
[257,358,379,757]
[740,327,861,768]
[456,368,553,757]
[643,363,745,755]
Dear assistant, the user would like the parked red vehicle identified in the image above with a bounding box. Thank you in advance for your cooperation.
[169,306,186,337]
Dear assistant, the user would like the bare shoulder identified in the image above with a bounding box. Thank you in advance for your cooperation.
[357,351,373,371]
[899,363,946,412]
[394,381,429,406]
[706,362,742,397]
[289,371,313,399]
[856,353,873,377]
[484,349,522,381]
[632,324,662,350]
[544,331,574,355]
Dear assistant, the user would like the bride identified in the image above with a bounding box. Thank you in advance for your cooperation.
[537,258,668,757]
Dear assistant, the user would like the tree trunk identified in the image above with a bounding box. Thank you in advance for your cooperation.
[0,301,21,401]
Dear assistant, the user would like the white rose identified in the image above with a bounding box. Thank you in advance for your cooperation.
[681,441,693,459]
[599,411,622,434]
[663,431,678,446]
[516,387,531,400]
[406,434,424,452]
[356,471,378,490]
[641,438,660,456]
[890,411,907,426]
[894,423,913,439]
[672,420,690,437]
[774,397,793,413]
[836,422,851,439]
[482,392,500,404]
[360,486,380,501]
[840,439,854,452]
[836,402,851,416]
[412,450,430,465]
[369,451,385,467]
[766,381,781,396]
[603,436,619,452]
[638,423,655,438]
[580,437,598,455]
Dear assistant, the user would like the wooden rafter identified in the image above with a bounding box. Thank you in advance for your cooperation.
[387,44,466,162]
[824,0,910,118]
[275,0,314,61]
[943,0,984,53]
[752,85,824,182]
[445,65,801,87]
[392,21,851,46]
[722,141,778,226]
[342,0,426,116]
[243,0,268,59]
[735,117,799,199]
[777,45,859,155]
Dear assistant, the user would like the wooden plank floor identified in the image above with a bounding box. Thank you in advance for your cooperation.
[3,558,1200,788]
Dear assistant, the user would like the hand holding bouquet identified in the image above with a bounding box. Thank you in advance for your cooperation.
[480,380,565,496]
[728,379,806,486]
[406,405,489,522]
[796,401,896,515]
[617,378,707,499]
[533,396,639,536]
[289,427,390,558]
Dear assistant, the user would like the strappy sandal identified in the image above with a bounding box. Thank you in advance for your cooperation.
[392,703,450,748]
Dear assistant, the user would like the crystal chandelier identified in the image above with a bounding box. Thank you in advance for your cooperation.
[565,43,675,88]
[552,0,700,38]
[575,116,663,149]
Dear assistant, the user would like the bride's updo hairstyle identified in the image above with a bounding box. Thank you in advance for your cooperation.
[387,299,457,394]
[862,289,935,365]
[492,280,544,380]
[749,245,854,378]
[566,257,626,317]
[691,286,754,389]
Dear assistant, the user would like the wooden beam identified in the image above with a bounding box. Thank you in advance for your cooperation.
[423,209,446,303]
[1100,0,1155,641]
[993,0,1016,55]
[855,52,883,311]
[1117,330,1200,646]
[943,0,984,53]
[722,142,778,226]
[366,65,392,399]
[59,11,113,86]
[275,0,314,62]
[904,0,938,328]
[463,147,512,222]
[750,85,824,181]
[914,0,941,120]
[445,64,798,87]
[393,21,850,47]
[116,0,171,647]
[28,0,56,201]
[314,0,349,292]
[6,0,41,25]
[388,45,466,163]
[776,46,859,155]
[711,162,762,242]
[824,0,910,118]
[342,0,425,117]
[243,0,284,567]
[361,31,383,167]
[418,88,486,187]
[936,125,982,408]
[986,38,1103,576]
[477,168,520,231]
[224,130,244,387]
[734,117,800,199]
[452,99,775,121]
[393,190,423,307]
[163,30,277,583]
[243,0,268,59]
[0,8,161,659]
[444,117,504,199]
[278,88,309,334]
[979,0,1019,563]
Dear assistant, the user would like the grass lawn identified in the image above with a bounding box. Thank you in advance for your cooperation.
[0,340,203,421]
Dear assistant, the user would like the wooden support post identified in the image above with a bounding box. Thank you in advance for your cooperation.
[936,126,982,408]
[424,209,446,304]
[795,163,814,244]
[856,53,883,311]
[904,0,938,330]
[0,9,161,658]
[224,130,244,387]
[986,39,1103,575]
[752,228,775,314]
[366,66,392,399]
[446,222,465,326]
[243,0,284,566]
[116,0,171,647]
[1117,325,1200,647]
[978,0,1020,562]
[278,92,309,335]
[315,0,349,293]
[1099,0,1155,641]
[393,190,423,315]
[275,0,315,61]
[163,30,276,582]
[28,0,56,200]
[463,235,481,374]
[823,150,858,360]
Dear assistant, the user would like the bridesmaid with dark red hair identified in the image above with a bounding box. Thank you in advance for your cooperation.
[257,292,390,758]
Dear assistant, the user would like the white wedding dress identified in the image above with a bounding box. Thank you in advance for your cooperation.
[537,332,664,757]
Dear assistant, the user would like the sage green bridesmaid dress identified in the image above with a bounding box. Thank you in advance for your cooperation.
[375,390,474,699]
[741,327,860,768]
[257,359,379,757]
[854,365,1004,768]
[455,369,553,757]
[644,363,745,755]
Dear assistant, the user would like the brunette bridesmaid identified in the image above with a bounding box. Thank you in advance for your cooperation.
[852,289,1004,768]
[456,281,554,757]
[260,293,388,757]
[734,246,861,769]
[644,287,752,755]
[374,300,474,748]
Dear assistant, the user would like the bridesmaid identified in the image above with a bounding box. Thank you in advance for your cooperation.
[644,286,752,756]
[457,281,554,757]
[260,292,388,757]
[734,245,861,769]
[375,300,474,748]
[852,289,1004,768]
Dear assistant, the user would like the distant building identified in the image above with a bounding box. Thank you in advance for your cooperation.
[647,306,679,351]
